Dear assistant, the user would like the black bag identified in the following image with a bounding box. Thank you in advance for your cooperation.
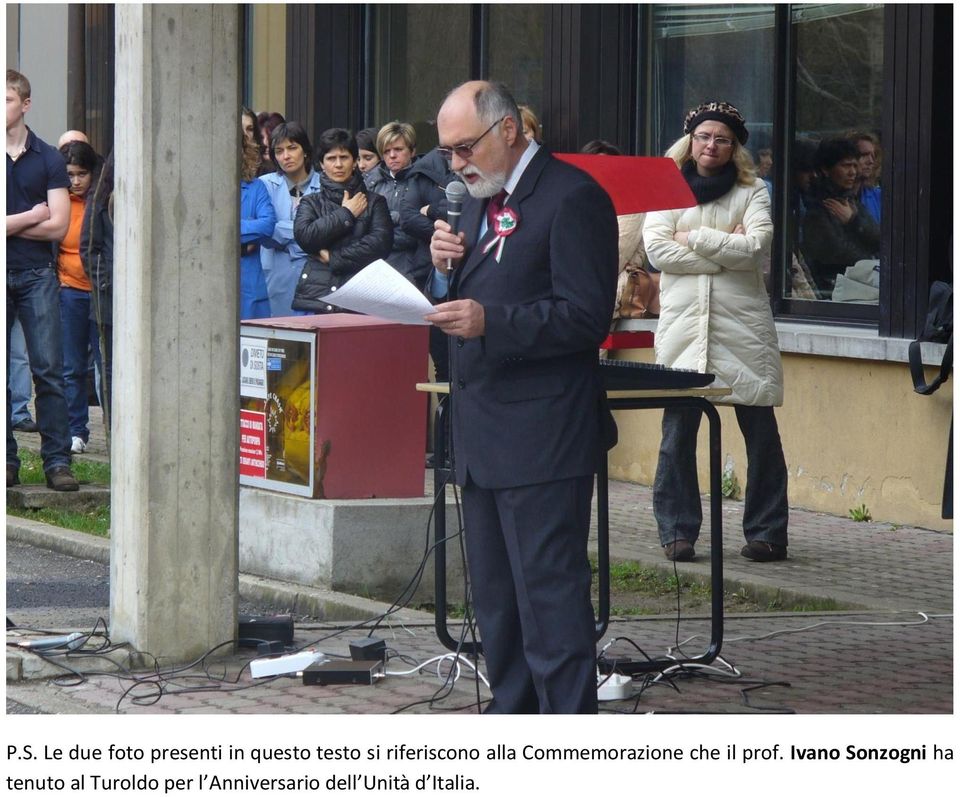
[908,281,952,395]
[921,280,952,342]
[907,280,952,519]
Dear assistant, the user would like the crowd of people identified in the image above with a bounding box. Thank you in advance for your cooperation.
[8,61,892,713]
[761,130,882,300]
[6,69,116,491]
[7,59,883,466]
[238,110,465,321]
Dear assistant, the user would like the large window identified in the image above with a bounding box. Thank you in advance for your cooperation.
[650,4,776,156]
[370,5,545,152]
[650,3,887,322]
[786,4,884,307]
[371,4,472,152]
[488,5,545,118]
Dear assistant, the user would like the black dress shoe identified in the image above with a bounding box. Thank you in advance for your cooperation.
[663,540,695,561]
[740,541,788,562]
[7,464,20,488]
[13,418,38,433]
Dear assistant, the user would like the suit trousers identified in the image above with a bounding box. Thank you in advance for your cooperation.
[653,405,789,547]
[462,474,598,714]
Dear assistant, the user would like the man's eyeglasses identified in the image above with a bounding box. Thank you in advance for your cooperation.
[691,132,735,148]
[438,116,507,161]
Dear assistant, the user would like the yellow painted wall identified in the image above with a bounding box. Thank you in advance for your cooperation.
[608,349,953,532]
[249,4,286,115]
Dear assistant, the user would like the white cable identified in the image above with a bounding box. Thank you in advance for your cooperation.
[386,653,490,688]
[379,618,417,639]
[652,660,742,682]
[668,610,935,654]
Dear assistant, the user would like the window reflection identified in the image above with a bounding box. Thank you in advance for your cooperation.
[651,4,776,292]
[488,5,545,119]
[787,4,884,303]
[651,4,776,158]
[800,138,881,299]
[372,5,472,152]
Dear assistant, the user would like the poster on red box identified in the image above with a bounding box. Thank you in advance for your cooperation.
[239,329,316,497]
[239,410,267,478]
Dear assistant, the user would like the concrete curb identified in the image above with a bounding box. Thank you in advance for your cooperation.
[7,644,133,684]
[611,557,872,613]
[7,516,109,563]
[7,483,111,510]
[6,517,436,683]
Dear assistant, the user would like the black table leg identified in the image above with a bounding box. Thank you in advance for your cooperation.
[432,396,481,656]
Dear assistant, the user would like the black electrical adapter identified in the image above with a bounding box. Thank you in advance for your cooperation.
[349,637,386,663]
[237,614,294,648]
[257,640,285,656]
[302,660,384,686]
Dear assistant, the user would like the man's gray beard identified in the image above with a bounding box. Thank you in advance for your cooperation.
[462,169,507,199]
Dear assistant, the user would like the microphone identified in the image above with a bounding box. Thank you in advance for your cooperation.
[445,180,466,234]
[444,180,467,275]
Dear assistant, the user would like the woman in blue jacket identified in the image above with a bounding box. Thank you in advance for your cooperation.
[258,122,321,316]
[240,124,275,319]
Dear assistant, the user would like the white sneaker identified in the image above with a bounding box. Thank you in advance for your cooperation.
[71,436,87,454]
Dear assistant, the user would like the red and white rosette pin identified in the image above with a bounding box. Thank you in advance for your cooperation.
[482,206,519,263]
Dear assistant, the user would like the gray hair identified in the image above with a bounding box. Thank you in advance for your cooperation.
[473,82,521,129]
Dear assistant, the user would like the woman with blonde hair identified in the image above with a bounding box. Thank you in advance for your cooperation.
[365,121,420,282]
[518,104,542,143]
[845,129,881,223]
[643,101,788,563]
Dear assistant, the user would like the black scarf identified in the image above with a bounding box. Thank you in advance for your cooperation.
[682,160,738,205]
[319,169,366,200]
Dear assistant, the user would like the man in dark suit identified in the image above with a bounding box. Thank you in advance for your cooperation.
[427,81,619,713]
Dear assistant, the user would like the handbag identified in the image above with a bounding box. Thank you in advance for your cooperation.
[617,264,661,319]
[907,280,953,519]
[908,281,953,396]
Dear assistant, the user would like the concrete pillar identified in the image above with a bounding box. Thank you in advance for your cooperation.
[111,4,240,661]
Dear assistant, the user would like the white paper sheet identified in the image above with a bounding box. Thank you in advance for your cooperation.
[320,259,438,325]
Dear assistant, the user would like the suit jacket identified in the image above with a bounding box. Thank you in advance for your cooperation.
[448,147,619,489]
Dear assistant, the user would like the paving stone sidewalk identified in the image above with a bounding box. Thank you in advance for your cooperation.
[6,608,952,714]
[8,405,953,714]
[16,404,954,615]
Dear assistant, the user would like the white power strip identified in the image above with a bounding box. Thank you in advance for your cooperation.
[597,673,633,702]
[250,650,327,678]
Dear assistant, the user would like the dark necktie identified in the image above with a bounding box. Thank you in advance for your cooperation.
[485,189,508,235]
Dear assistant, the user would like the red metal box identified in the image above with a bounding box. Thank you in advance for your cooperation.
[240,315,429,498]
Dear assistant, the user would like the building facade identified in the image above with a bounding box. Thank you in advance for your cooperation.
[8,3,953,529]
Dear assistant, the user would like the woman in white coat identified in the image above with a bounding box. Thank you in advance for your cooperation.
[643,101,789,563]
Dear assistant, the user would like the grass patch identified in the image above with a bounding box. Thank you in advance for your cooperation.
[7,503,111,537]
[765,595,842,612]
[599,557,710,599]
[848,503,872,522]
[17,449,110,485]
[10,451,111,536]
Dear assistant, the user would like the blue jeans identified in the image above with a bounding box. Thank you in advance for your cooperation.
[8,314,33,424]
[653,405,789,547]
[59,286,100,442]
[6,265,73,472]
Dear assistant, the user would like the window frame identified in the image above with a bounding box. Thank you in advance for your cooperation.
[769,3,883,328]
